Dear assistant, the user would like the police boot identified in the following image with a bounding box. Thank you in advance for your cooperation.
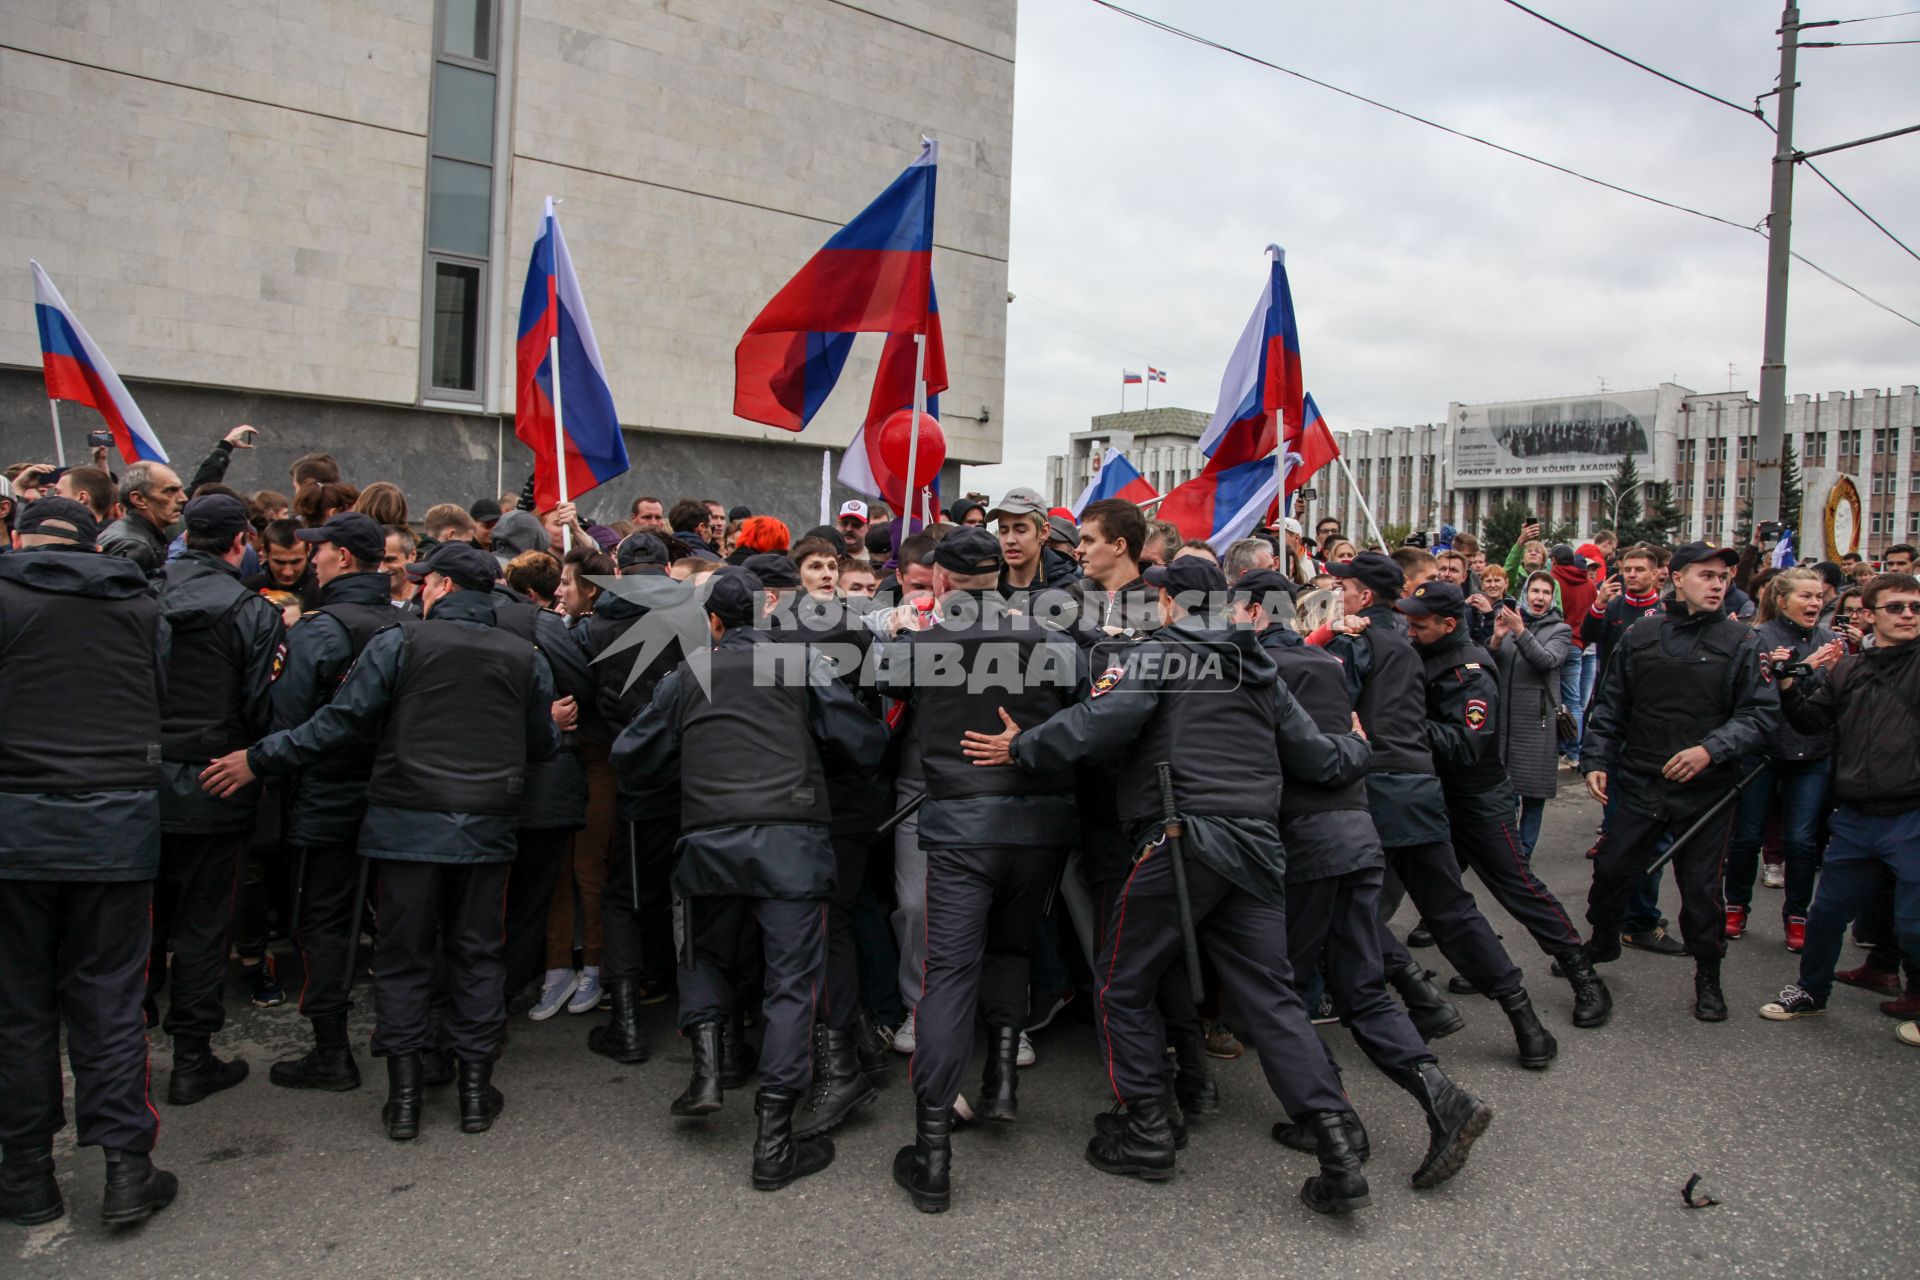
[750,1088,835,1191]
[1085,1092,1177,1182]
[671,1021,725,1117]
[167,1033,249,1105]
[795,1023,878,1139]
[1271,1109,1369,1163]
[0,1140,62,1226]
[382,1052,424,1141]
[1498,989,1558,1070]
[719,1011,758,1091]
[101,1150,177,1228]
[1386,963,1465,1040]
[457,1059,505,1134]
[979,1025,1021,1122]
[1170,1026,1220,1116]
[1298,1111,1373,1215]
[269,1014,361,1091]
[1391,1061,1494,1190]
[588,977,649,1064]
[419,1047,457,1088]
[1694,957,1729,1022]
[1095,1089,1188,1150]
[892,1103,953,1213]
[1558,945,1613,1028]
[851,1005,890,1083]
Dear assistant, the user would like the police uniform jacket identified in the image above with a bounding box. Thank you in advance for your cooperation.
[247,588,559,863]
[1258,624,1381,884]
[491,583,592,832]
[0,548,168,880]
[1325,602,1452,847]
[1413,628,1515,822]
[775,594,893,838]
[575,572,691,823]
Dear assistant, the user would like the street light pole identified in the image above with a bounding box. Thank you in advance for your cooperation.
[1752,3,1801,530]
[1609,479,1647,534]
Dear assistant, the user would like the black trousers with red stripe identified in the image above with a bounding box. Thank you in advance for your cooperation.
[0,880,158,1152]
[1447,806,1584,956]
[1093,875,1203,1049]
[910,845,1064,1112]
[678,896,826,1094]
[1589,799,1735,961]
[369,860,511,1063]
[1286,866,1432,1078]
[1377,840,1525,1000]
[1097,851,1346,1117]
[154,831,247,1040]
[291,842,361,1021]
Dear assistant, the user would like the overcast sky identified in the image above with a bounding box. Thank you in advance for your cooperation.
[964,0,1920,496]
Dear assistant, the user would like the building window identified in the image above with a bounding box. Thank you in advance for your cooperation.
[420,0,501,403]
[1910,473,1920,494]
[1872,475,1885,495]
[1911,512,1920,535]
[1870,513,1883,535]
[1738,436,1750,462]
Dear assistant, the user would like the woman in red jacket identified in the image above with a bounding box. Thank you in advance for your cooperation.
[1551,544,1600,765]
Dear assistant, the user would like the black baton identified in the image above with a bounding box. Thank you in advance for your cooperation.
[874,790,925,838]
[289,844,310,940]
[1156,762,1205,1004]
[341,855,372,1005]
[629,822,639,913]
[1646,760,1770,877]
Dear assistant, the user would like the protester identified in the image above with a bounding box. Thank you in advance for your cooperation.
[1488,571,1573,857]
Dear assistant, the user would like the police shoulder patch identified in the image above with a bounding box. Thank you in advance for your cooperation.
[1758,654,1774,684]
[1463,662,1482,670]
[1464,697,1488,729]
[1091,665,1126,698]
[271,642,287,682]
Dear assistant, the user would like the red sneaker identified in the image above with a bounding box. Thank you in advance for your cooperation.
[1835,964,1903,995]
[1784,917,1807,952]
[1880,991,1920,1019]
[1725,905,1748,940]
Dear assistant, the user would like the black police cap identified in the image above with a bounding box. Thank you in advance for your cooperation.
[1233,568,1299,610]
[1144,555,1229,597]
[921,525,1005,575]
[704,566,764,627]
[1394,579,1467,620]
[1668,541,1740,574]
[743,553,801,588]
[15,496,100,546]
[182,493,251,542]
[1325,550,1403,599]
[615,530,670,569]
[296,511,387,565]
[404,540,497,591]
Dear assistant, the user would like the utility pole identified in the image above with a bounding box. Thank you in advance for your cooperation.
[1752,4,1800,530]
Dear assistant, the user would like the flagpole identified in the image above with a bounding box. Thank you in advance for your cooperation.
[819,450,831,526]
[48,400,66,468]
[1336,452,1387,551]
[496,419,504,501]
[907,331,929,527]
[549,334,571,553]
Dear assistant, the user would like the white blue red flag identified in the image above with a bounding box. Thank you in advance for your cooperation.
[1159,246,1303,544]
[1071,447,1157,516]
[1286,392,1341,499]
[1770,529,1796,569]
[1121,369,1144,385]
[837,282,944,519]
[31,261,167,464]
[516,198,629,511]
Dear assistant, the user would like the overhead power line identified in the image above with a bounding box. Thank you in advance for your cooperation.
[1495,0,1765,120]
[1802,37,1920,45]
[1826,8,1920,23]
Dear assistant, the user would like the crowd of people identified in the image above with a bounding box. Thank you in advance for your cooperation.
[1,424,1915,1231]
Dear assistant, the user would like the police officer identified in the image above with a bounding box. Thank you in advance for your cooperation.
[1396,580,1610,1060]
[611,567,887,1191]
[875,527,1083,1213]
[266,511,401,1093]
[0,499,177,1227]
[152,493,285,1105]
[1323,552,1529,1048]
[1579,542,1780,1022]
[203,541,560,1139]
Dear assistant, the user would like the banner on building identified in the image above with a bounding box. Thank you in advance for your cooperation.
[1451,390,1657,485]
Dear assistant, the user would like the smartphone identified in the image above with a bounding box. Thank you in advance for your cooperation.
[85,429,114,449]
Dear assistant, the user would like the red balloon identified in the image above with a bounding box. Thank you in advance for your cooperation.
[874,410,946,498]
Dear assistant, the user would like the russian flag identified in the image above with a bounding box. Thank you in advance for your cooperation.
[1071,447,1157,516]
[31,261,167,465]
[1287,392,1341,499]
[837,284,945,519]
[515,197,629,511]
[1122,369,1143,385]
[736,140,944,432]
[1158,246,1302,547]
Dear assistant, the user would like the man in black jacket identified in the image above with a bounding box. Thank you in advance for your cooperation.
[98,460,185,578]
[612,568,888,1191]
[0,499,178,1227]
[149,495,285,1106]
[266,512,404,1093]
[203,541,560,1141]
[1580,543,1780,1023]
[1760,571,1920,1035]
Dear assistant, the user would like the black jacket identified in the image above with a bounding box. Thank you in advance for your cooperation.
[1579,589,1662,678]
[1325,603,1451,847]
[1412,628,1515,821]
[1259,625,1382,884]
[98,511,171,578]
[1750,615,1835,762]
[242,563,323,613]
[1782,640,1920,816]
[491,584,592,831]
[0,548,169,880]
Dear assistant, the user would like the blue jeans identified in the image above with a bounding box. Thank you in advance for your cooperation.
[1558,648,1597,762]
[1725,757,1830,920]
[1796,807,1920,1004]
[1518,795,1545,859]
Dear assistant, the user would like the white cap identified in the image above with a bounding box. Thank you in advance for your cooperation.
[837,500,869,523]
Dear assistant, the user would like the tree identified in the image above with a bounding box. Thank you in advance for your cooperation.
[1479,500,1576,565]
[1638,480,1685,547]
[1378,520,1412,550]
[1734,434,1803,542]
[1597,453,1643,540]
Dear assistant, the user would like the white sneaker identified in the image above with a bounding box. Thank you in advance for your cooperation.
[1762,863,1786,889]
[1016,1030,1036,1068]
[891,1010,916,1054]
[529,968,579,1021]
[567,967,603,1015]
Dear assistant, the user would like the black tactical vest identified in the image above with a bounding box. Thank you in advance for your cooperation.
[0,575,161,793]
[1619,612,1744,779]
[1356,622,1435,777]
[676,637,830,832]
[906,606,1077,802]
[1421,640,1510,795]
[585,604,681,736]
[366,622,535,815]
[159,587,257,763]
[1116,632,1281,829]
[314,601,401,693]
[1269,643,1368,814]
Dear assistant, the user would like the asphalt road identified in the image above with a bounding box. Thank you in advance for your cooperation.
[5,790,1914,1279]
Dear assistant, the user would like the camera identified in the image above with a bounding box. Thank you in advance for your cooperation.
[1402,531,1429,548]
[85,429,114,449]
[1499,597,1519,612]
[1757,521,1784,542]
[1776,660,1815,681]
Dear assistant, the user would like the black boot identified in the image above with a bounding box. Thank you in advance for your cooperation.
[1085,1092,1177,1181]
[751,1088,835,1191]
[1271,1109,1369,1163]
[1095,1091,1188,1150]
[1392,1061,1493,1189]
[1298,1111,1372,1215]
[795,1023,878,1139]
[1694,957,1728,1022]
[850,1005,890,1083]
[979,1025,1021,1123]
[1387,963,1465,1040]
[167,1033,248,1106]
[1498,989,1558,1070]
[671,1021,725,1117]
[382,1052,423,1141]
[588,977,649,1064]
[269,1014,361,1091]
[1170,1027,1220,1116]
[1556,945,1613,1028]
[101,1149,177,1227]
[458,1059,505,1134]
[719,1011,758,1091]
[892,1103,953,1213]
[419,1047,456,1088]
[0,1141,62,1226]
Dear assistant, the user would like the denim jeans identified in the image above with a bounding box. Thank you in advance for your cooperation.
[1796,807,1920,1004]
[1558,648,1585,762]
[1518,795,1546,859]
[1725,756,1831,920]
